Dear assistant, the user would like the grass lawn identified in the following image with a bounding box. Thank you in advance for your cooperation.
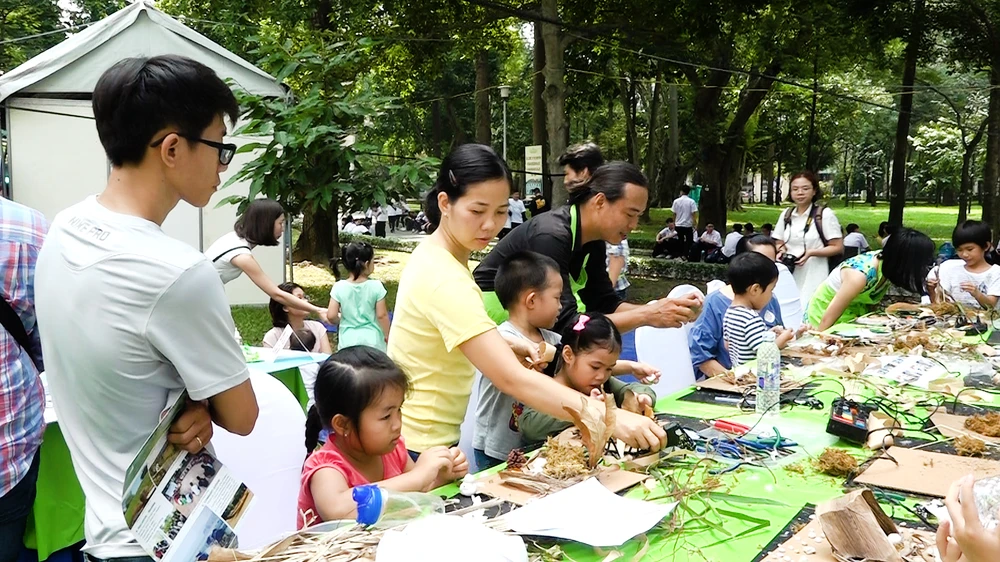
[634,201,975,246]
[231,249,685,345]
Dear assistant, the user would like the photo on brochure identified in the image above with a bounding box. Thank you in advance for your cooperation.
[121,391,253,561]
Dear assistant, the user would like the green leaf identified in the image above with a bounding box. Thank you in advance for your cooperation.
[214,195,245,209]
[703,492,790,507]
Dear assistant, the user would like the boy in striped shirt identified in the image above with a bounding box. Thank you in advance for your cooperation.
[722,252,794,366]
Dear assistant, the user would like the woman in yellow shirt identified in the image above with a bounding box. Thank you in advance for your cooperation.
[387,144,667,457]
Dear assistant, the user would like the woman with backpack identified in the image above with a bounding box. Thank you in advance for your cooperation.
[773,171,844,309]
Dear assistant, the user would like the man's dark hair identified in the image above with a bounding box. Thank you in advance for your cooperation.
[558,143,605,175]
[762,223,773,231]
[953,220,992,250]
[744,222,754,232]
[726,252,778,294]
[732,223,743,233]
[681,185,691,195]
[495,251,560,309]
[846,223,860,234]
[93,55,240,167]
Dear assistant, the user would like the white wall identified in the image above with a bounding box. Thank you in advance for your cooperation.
[7,97,281,306]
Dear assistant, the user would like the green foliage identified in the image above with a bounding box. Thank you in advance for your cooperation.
[0,0,63,72]
[223,35,397,214]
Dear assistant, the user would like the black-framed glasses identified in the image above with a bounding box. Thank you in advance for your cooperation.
[150,133,237,165]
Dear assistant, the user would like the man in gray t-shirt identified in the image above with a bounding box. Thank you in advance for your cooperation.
[35,56,259,561]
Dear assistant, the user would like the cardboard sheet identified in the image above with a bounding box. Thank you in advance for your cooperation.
[695,373,805,395]
[854,446,1000,497]
[931,412,1000,444]
[757,519,936,562]
[477,467,648,506]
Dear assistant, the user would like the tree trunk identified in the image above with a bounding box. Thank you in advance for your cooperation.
[700,146,734,229]
[888,0,924,226]
[475,50,492,145]
[985,67,1000,235]
[540,0,570,206]
[806,50,819,170]
[293,198,339,272]
[645,77,662,203]
[764,143,776,205]
[657,84,681,205]
[775,155,783,204]
[431,101,443,158]
[620,77,639,165]
[532,23,549,202]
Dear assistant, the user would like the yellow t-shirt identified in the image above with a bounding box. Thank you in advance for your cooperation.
[388,241,497,452]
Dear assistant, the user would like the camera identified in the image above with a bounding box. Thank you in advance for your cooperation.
[780,253,798,273]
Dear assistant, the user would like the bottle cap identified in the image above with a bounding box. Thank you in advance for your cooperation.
[352,484,383,525]
[762,330,776,342]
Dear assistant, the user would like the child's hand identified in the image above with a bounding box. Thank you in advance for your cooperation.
[927,278,939,292]
[589,388,604,401]
[447,447,469,480]
[637,394,654,409]
[939,474,1000,562]
[961,282,980,295]
[776,329,794,347]
[631,363,661,384]
[795,324,812,338]
[414,447,454,488]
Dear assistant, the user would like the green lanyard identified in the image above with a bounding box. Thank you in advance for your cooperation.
[569,205,589,313]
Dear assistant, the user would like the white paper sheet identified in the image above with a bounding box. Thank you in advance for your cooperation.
[863,355,952,389]
[503,478,677,547]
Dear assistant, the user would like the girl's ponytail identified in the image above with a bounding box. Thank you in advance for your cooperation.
[304,405,324,455]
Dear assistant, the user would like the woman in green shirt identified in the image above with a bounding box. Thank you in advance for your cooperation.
[807,228,935,330]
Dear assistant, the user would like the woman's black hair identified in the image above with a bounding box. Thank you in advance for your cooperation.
[735,233,777,256]
[566,161,648,206]
[235,198,284,246]
[555,313,622,373]
[304,346,411,453]
[953,220,992,250]
[268,282,303,328]
[342,241,375,279]
[424,144,512,228]
[880,227,935,294]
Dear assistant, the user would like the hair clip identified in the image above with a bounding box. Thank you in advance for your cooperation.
[448,170,458,187]
[572,315,591,332]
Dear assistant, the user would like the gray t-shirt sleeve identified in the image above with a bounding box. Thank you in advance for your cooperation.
[146,261,250,401]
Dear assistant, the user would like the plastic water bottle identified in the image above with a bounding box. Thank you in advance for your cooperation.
[756,331,781,418]
[353,485,445,529]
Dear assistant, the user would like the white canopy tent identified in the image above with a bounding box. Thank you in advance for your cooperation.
[0,1,286,306]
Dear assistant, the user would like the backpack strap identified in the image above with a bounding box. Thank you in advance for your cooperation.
[0,296,42,371]
[813,205,829,247]
[212,246,251,263]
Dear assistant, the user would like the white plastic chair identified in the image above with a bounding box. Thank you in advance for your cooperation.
[634,285,706,397]
[458,372,483,473]
[212,369,307,549]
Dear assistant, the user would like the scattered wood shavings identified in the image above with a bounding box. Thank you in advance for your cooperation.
[966,412,1000,437]
[955,435,987,457]
[813,448,858,477]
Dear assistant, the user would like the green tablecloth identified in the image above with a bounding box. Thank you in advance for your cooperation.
[438,371,1000,561]
[271,367,310,412]
[24,423,84,561]
[24,366,311,560]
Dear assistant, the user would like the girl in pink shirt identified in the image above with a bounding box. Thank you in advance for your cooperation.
[297,347,468,529]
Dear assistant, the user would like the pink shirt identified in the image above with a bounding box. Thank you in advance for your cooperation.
[297,437,410,529]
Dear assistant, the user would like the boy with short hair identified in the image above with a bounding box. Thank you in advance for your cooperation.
[472,251,656,469]
[35,55,259,560]
[722,253,794,366]
[928,220,1000,309]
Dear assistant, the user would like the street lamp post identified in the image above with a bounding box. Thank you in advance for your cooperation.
[499,85,511,161]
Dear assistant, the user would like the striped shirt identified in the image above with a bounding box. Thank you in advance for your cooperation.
[722,305,769,367]
[0,197,47,495]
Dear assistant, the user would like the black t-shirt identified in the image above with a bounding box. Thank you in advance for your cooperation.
[473,205,622,334]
